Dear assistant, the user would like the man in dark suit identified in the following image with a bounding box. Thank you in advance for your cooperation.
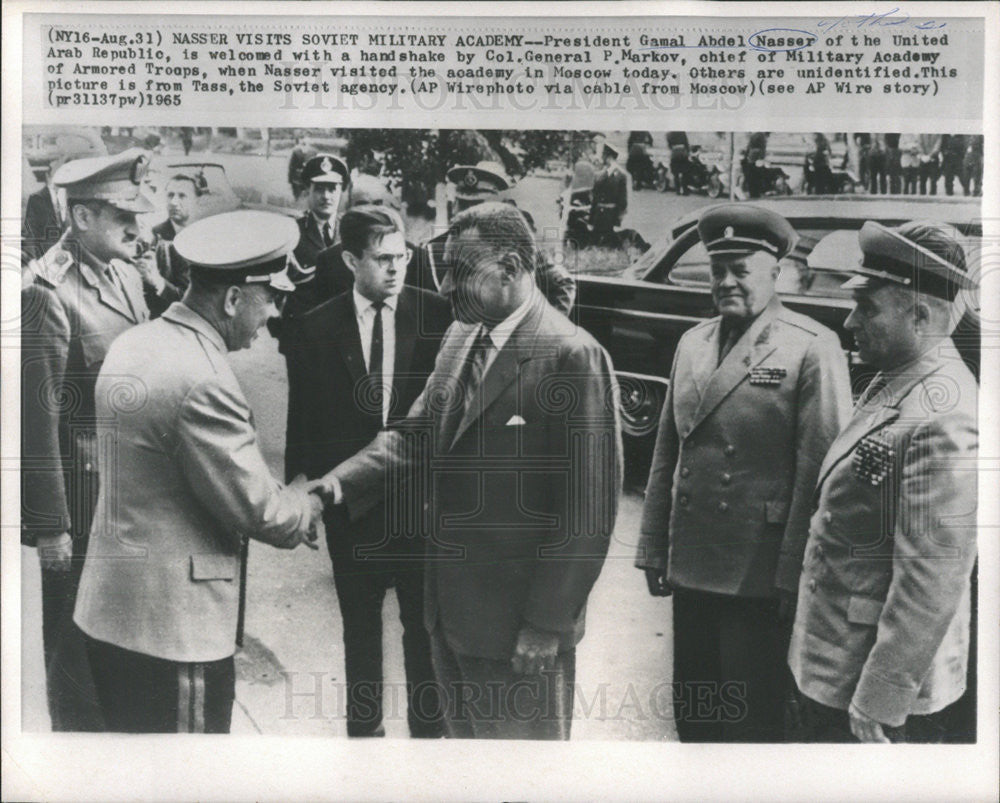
[143,173,200,317]
[636,204,852,742]
[285,206,451,737]
[21,149,155,730]
[313,202,622,739]
[419,162,577,314]
[789,221,979,743]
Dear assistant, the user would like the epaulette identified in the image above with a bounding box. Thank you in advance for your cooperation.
[29,243,76,288]
[776,308,826,337]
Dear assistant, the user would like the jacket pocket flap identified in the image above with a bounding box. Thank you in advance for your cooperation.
[190,554,237,581]
[765,500,789,524]
[847,595,884,625]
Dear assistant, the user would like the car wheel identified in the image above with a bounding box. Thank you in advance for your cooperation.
[617,373,668,439]
[707,173,723,198]
[654,166,669,193]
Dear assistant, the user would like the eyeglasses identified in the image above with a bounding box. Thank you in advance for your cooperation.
[373,248,413,270]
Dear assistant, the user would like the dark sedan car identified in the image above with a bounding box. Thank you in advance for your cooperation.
[571,195,982,478]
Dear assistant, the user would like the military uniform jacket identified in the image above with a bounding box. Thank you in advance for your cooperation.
[590,166,628,224]
[636,298,852,597]
[21,235,149,546]
[788,342,978,727]
[332,293,622,660]
[74,303,315,662]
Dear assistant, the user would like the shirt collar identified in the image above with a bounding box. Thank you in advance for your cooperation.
[481,289,536,352]
[353,288,398,316]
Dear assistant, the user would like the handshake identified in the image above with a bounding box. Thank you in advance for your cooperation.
[276,473,339,551]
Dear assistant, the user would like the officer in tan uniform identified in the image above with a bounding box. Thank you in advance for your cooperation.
[74,211,324,733]
[788,221,979,743]
[636,204,852,742]
[21,149,154,730]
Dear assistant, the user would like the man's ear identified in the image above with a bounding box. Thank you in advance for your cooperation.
[222,285,242,317]
[69,203,92,232]
[499,250,524,281]
[341,249,359,275]
[912,296,934,332]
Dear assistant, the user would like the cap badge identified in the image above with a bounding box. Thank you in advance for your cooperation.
[464,170,478,188]
[320,157,333,173]
[130,154,150,184]
[724,226,735,239]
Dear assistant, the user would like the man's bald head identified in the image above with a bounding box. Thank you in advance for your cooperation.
[348,175,400,211]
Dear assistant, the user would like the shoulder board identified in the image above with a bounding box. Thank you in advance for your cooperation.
[776,308,828,337]
[29,243,76,287]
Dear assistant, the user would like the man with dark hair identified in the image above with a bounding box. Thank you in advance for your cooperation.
[637,204,852,742]
[285,205,450,738]
[789,220,979,743]
[21,149,154,730]
[312,202,622,739]
[74,210,324,733]
[142,173,200,317]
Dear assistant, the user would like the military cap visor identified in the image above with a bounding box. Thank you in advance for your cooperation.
[301,154,349,185]
[53,148,155,213]
[173,210,299,292]
[843,221,977,300]
[447,162,511,199]
[697,203,797,260]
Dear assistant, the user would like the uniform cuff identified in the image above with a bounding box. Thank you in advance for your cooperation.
[852,668,918,728]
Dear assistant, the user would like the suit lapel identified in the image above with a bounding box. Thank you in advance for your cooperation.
[78,260,137,322]
[301,215,325,253]
[689,300,781,433]
[690,319,721,398]
[329,293,366,386]
[393,289,417,382]
[449,296,546,450]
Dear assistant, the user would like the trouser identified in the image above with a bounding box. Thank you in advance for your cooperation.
[919,157,940,194]
[329,513,443,738]
[942,155,966,196]
[798,696,952,743]
[429,626,575,740]
[902,166,918,194]
[867,151,887,194]
[84,634,235,733]
[672,588,792,742]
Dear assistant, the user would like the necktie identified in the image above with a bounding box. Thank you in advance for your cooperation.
[462,328,494,414]
[322,222,334,248]
[368,302,385,423]
[718,322,743,366]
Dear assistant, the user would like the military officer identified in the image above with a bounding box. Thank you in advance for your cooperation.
[788,221,979,743]
[590,142,628,248]
[74,211,324,733]
[418,161,577,314]
[21,149,155,730]
[636,204,852,742]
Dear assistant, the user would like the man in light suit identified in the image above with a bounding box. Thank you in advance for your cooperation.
[636,204,852,742]
[284,206,452,737]
[73,211,324,733]
[21,149,155,731]
[788,221,979,743]
[313,202,622,739]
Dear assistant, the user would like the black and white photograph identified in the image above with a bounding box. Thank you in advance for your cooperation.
[3,3,997,802]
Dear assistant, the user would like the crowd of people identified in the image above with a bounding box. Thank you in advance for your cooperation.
[19,134,980,743]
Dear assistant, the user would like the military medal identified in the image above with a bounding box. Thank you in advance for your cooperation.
[853,433,895,486]
[748,366,786,386]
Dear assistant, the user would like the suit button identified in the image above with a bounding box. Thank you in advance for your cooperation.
[823,511,833,524]
[808,579,817,592]
[724,445,736,457]
[679,494,690,507]
[718,501,729,513]
[84,462,93,472]
[680,467,690,478]
[720,473,731,485]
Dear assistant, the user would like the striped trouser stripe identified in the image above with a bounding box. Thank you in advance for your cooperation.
[177,664,207,733]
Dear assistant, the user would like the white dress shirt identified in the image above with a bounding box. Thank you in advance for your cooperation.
[353,288,397,426]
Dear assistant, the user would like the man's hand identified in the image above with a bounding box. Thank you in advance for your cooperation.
[643,567,671,597]
[131,252,166,294]
[37,532,73,571]
[848,702,890,743]
[777,589,797,622]
[511,624,560,676]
